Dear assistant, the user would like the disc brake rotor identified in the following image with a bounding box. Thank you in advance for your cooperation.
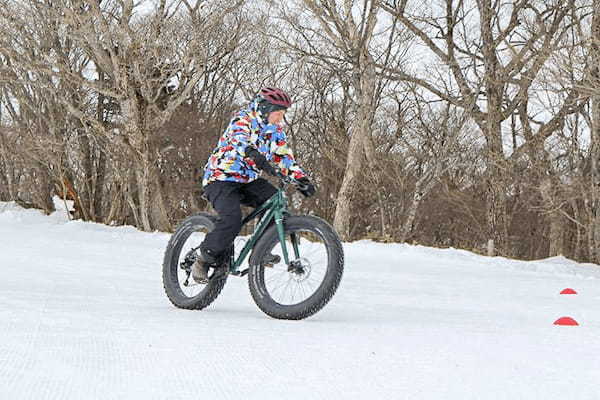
[289,257,312,282]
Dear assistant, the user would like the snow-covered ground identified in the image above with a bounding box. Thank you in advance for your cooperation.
[1,201,599,400]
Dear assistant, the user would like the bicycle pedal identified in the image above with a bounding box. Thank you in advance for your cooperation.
[184,280,204,287]
[261,254,281,268]
[211,267,229,279]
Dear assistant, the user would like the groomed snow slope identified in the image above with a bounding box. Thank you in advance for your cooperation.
[1,202,599,400]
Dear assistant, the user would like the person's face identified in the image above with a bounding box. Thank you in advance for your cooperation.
[267,110,286,125]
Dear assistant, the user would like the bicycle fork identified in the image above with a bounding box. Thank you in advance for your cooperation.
[275,211,300,265]
[275,210,290,264]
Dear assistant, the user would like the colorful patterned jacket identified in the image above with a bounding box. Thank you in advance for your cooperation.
[202,100,307,187]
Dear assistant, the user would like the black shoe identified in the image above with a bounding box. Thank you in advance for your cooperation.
[191,247,219,284]
[191,259,210,284]
[261,253,281,268]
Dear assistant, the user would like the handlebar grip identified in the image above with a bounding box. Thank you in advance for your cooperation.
[275,170,298,186]
[296,182,309,191]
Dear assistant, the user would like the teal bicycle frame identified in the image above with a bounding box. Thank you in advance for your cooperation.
[228,184,300,276]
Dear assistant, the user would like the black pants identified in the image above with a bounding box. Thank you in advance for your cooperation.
[201,178,277,255]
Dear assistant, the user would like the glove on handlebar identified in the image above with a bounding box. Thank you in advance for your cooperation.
[246,147,278,176]
[296,177,316,197]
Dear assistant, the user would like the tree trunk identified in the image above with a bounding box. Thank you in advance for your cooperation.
[94,149,107,222]
[33,165,55,214]
[92,71,109,223]
[0,132,16,200]
[570,199,583,261]
[482,118,507,256]
[149,170,172,231]
[540,177,564,257]
[133,143,171,232]
[135,148,153,232]
[78,131,94,220]
[485,172,508,256]
[333,54,377,240]
[400,173,435,242]
[590,95,600,262]
[480,0,508,256]
[590,0,600,262]
[125,168,141,228]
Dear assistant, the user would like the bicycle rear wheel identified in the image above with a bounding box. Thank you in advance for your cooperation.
[248,215,344,320]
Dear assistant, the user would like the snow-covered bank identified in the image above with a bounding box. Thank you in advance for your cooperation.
[1,203,599,399]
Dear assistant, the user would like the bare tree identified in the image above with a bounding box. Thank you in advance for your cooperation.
[397,89,475,241]
[266,0,411,240]
[585,0,600,261]
[380,0,581,255]
[0,0,244,231]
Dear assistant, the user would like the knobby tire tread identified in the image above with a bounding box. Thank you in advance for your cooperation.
[162,213,227,310]
[248,215,344,320]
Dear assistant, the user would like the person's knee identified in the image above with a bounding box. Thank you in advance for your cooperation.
[216,209,242,232]
[204,213,242,254]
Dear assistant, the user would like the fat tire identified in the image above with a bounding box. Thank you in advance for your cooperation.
[162,213,228,310]
[248,215,344,320]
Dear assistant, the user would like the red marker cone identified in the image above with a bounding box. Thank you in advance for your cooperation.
[553,317,579,326]
[560,288,577,295]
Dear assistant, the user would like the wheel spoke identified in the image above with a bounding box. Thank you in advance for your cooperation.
[261,228,331,306]
[292,281,301,303]
[267,274,286,292]
[289,282,296,304]
[299,281,307,300]
[304,277,316,293]
[278,276,294,302]
[271,274,292,299]
[265,269,287,284]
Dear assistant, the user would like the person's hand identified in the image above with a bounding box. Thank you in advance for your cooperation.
[251,155,277,176]
[262,163,278,177]
[246,147,278,176]
[296,177,316,197]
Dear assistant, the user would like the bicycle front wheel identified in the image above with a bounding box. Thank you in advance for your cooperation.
[248,215,344,320]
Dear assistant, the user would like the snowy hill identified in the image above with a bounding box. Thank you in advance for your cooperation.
[1,202,599,400]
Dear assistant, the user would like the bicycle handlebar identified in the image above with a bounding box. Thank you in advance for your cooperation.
[274,169,309,191]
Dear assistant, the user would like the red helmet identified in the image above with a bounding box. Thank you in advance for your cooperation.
[259,87,292,108]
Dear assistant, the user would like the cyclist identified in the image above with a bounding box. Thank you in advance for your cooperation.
[192,87,316,283]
